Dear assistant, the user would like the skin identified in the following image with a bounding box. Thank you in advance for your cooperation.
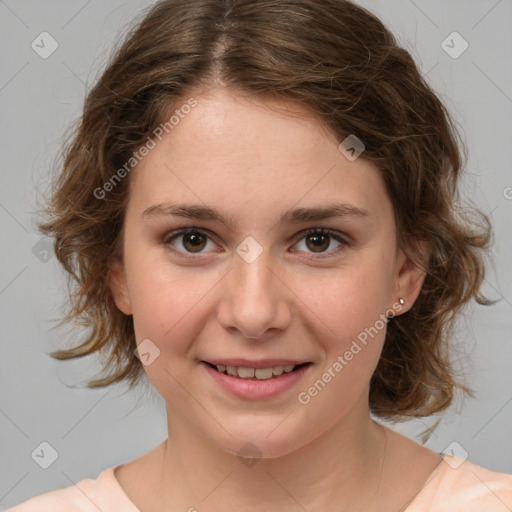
[109,87,443,511]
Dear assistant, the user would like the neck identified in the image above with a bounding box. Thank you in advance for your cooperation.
[158,405,387,510]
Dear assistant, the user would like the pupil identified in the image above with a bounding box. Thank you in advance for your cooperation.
[185,233,205,251]
[308,234,329,252]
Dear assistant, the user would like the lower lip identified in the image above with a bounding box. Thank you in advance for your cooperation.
[201,362,312,400]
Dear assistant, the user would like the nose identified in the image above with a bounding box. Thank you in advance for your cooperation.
[216,248,293,341]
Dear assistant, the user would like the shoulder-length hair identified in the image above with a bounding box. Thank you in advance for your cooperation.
[40,0,494,422]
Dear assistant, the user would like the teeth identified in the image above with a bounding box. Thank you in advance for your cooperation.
[237,367,255,378]
[254,368,273,380]
[215,364,298,379]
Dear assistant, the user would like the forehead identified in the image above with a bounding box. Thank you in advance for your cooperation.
[128,88,392,229]
[155,88,343,167]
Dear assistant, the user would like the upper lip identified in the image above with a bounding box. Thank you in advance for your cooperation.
[203,358,310,368]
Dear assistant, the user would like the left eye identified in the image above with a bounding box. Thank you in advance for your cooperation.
[292,228,348,256]
[163,227,349,257]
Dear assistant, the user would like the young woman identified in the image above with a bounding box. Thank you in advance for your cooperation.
[7,0,512,510]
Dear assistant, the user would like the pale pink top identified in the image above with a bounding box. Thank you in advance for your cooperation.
[5,455,512,511]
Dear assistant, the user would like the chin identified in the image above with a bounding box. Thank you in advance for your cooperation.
[206,418,318,461]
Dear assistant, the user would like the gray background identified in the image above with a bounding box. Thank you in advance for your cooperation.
[1,0,511,508]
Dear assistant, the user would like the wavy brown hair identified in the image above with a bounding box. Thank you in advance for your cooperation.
[40,0,495,422]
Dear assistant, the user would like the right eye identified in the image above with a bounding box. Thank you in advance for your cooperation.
[162,227,219,257]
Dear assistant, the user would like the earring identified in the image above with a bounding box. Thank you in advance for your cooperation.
[387,297,405,321]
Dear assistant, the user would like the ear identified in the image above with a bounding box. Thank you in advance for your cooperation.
[392,239,430,315]
[108,258,133,315]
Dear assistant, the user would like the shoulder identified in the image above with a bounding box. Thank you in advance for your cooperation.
[407,455,512,511]
[4,467,139,512]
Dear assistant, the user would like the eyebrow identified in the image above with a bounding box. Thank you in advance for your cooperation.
[142,202,370,230]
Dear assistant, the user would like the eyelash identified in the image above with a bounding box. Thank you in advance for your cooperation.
[161,227,351,260]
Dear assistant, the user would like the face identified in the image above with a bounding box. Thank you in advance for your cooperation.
[109,87,426,458]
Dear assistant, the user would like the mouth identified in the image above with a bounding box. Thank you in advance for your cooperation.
[200,359,313,400]
[203,361,311,380]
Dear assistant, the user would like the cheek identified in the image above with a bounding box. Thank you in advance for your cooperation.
[291,258,392,396]
[295,261,390,340]
[293,273,390,419]
[127,271,219,399]
[127,262,222,351]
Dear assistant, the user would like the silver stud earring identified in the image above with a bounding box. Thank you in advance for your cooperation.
[387,297,405,322]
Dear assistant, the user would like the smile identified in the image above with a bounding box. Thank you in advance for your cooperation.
[200,360,312,400]
[207,363,308,380]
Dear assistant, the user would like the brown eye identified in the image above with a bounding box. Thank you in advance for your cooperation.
[293,228,350,257]
[305,232,331,253]
[181,232,207,252]
[163,228,216,255]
